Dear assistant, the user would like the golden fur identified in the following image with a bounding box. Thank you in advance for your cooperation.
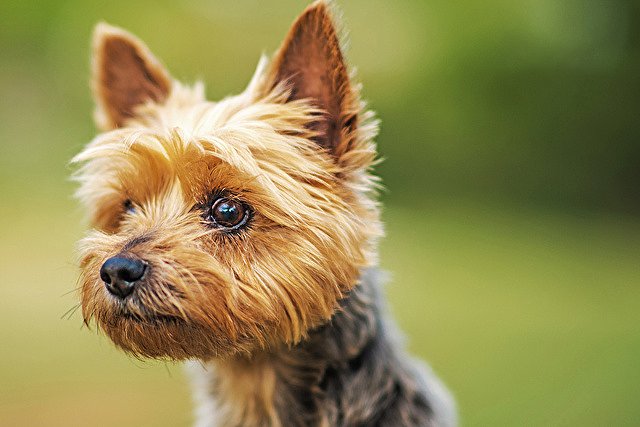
[74,1,382,360]
[73,3,457,426]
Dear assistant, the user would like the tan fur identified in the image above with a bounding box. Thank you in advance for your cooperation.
[74,1,382,361]
[73,3,459,426]
[211,357,280,426]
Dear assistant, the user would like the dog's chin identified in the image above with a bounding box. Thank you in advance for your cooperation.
[95,308,237,360]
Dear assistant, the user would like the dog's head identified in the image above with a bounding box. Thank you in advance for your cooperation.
[74,1,381,360]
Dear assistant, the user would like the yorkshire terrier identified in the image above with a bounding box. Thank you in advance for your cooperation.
[73,1,456,426]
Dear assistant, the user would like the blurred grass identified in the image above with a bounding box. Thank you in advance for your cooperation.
[384,202,640,426]
[1,195,639,426]
[1,0,639,425]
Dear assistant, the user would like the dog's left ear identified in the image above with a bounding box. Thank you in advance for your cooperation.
[266,1,358,157]
[91,23,172,130]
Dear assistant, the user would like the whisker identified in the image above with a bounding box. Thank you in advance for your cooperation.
[61,303,82,320]
[60,286,82,297]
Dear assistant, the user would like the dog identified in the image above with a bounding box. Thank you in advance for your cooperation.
[73,1,456,425]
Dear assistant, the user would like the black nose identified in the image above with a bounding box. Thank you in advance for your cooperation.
[100,257,147,298]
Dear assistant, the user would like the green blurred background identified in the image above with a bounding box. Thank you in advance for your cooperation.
[1,0,639,425]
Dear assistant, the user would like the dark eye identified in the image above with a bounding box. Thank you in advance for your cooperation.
[207,197,250,230]
[123,199,135,213]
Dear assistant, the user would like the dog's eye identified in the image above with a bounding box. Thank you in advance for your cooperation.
[207,197,250,230]
[123,199,135,213]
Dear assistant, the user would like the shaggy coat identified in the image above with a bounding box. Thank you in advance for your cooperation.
[73,1,456,425]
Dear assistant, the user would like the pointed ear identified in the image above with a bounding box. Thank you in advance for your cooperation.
[267,1,358,156]
[91,23,172,130]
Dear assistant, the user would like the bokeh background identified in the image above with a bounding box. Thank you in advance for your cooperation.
[1,0,639,425]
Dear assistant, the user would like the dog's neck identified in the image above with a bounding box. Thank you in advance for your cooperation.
[189,268,439,427]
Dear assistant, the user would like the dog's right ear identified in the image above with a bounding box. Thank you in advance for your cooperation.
[91,23,172,130]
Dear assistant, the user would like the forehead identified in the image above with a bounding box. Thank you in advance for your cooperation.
[74,89,338,212]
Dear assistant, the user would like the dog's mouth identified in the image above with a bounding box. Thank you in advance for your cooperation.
[101,279,189,326]
[109,297,186,326]
[120,312,184,325]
